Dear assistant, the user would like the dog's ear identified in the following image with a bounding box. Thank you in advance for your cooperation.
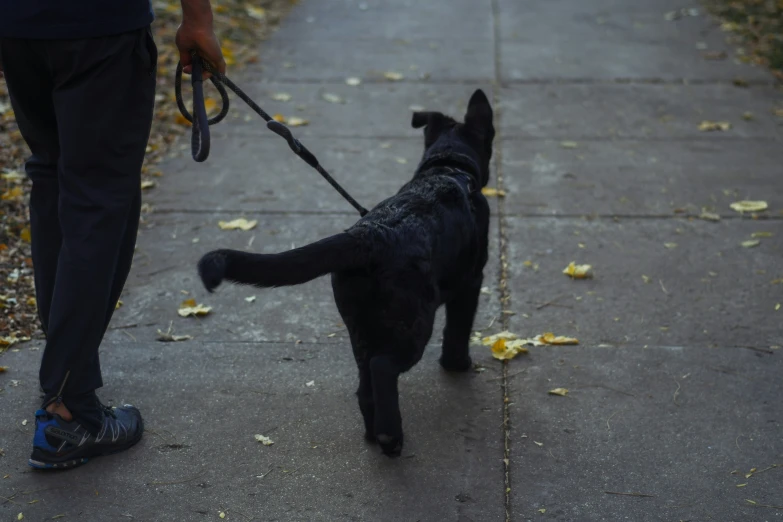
[411,111,445,129]
[464,89,493,134]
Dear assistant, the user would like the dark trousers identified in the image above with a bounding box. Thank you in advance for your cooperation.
[1,28,157,425]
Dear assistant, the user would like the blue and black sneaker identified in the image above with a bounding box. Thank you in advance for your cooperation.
[29,403,144,470]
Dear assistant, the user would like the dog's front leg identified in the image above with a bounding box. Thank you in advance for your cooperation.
[440,281,482,372]
[370,355,404,457]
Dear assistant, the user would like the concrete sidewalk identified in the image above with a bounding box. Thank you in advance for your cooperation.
[2,0,782,520]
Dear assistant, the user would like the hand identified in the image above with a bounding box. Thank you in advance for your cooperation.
[176,0,225,78]
[176,23,225,78]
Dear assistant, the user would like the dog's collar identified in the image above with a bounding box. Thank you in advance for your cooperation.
[415,152,481,179]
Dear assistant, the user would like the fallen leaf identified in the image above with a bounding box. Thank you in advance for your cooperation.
[664,242,678,249]
[539,332,579,345]
[345,77,362,86]
[272,113,286,123]
[254,434,274,446]
[1,186,24,200]
[751,231,773,238]
[548,388,569,396]
[156,326,193,342]
[395,157,408,164]
[219,512,226,519]
[490,338,531,360]
[245,296,257,303]
[534,441,543,447]
[737,483,748,487]
[642,275,651,284]
[19,227,31,243]
[730,200,768,213]
[383,71,404,81]
[0,367,7,373]
[271,92,292,102]
[703,51,728,60]
[481,187,506,197]
[177,299,212,318]
[771,108,783,117]
[21,419,28,426]
[17,513,23,521]
[746,499,756,505]
[322,93,344,104]
[306,380,315,387]
[742,111,754,120]
[563,261,593,279]
[699,211,721,222]
[560,141,579,149]
[115,300,123,310]
[0,170,25,182]
[218,218,257,231]
[245,5,266,20]
[287,116,309,127]
[698,120,731,131]
[741,240,760,248]
[776,303,780,311]
[539,509,546,514]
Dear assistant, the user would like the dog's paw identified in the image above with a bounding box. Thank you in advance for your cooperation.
[376,433,403,457]
[198,251,227,292]
[439,355,473,373]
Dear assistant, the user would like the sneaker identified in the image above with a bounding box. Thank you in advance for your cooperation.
[29,404,144,470]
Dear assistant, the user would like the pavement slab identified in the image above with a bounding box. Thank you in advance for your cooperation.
[0,341,504,521]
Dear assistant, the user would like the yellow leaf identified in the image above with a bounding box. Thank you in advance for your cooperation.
[741,240,760,248]
[219,513,226,519]
[178,299,211,318]
[287,116,309,127]
[698,120,731,132]
[699,211,721,222]
[563,261,593,279]
[218,218,257,231]
[140,180,156,190]
[115,300,123,310]
[26,297,36,306]
[322,93,344,104]
[1,170,25,182]
[751,232,773,238]
[19,227,31,243]
[203,97,218,113]
[642,275,651,284]
[395,157,408,164]
[776,303,781,311]
[18,514,23,521]
[539,332,579,345]
[664,242,677,249]
[245,5,266,19]
[383,71,404,81]
[174,113,191,126]
[560,141,579,149]
[156,329,192,342]
[481,187,506,197]
[548,388,569,396]
[221,46,235,66]
[345,77,362,86]
[538,509,546,514]
[272,113,286,123]
[0,366,8,373]
[730,200,767,213]
[1,186,23,201]
[271,92,292,102]
[254,434,274,445]
[746,499,756,505]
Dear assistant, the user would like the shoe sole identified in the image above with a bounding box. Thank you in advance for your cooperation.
[29,417,144,471]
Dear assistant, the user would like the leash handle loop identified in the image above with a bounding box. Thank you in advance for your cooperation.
[174,55,368,216]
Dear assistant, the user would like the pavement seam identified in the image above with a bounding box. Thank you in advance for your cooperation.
[491,0,513,520]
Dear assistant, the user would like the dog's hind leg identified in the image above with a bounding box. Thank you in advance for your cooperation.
[370,354,406,457]
[440,281,482,372]
[356,359,376,443]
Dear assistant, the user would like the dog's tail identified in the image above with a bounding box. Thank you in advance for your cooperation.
[198,232,370,292]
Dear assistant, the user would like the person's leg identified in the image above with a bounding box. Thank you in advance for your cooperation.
[0,39,62,337]
[36,28,156,422]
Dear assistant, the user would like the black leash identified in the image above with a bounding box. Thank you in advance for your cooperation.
[174,54,369,217]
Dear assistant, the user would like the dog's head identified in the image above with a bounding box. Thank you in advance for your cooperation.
[411,89,495,187]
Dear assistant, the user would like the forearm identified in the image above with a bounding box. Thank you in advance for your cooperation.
[180,0,214,28]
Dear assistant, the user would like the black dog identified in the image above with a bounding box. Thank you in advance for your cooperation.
[198,89,495,456]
